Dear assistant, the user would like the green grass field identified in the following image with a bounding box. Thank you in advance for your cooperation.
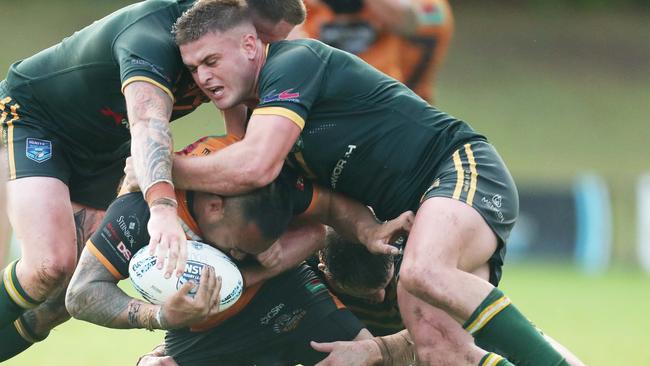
[1,1,649,365]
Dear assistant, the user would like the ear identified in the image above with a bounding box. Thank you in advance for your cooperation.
[241,33,258,59]
[317,262,327,272]
[205,195,225,222]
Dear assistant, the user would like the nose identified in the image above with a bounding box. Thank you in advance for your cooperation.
[196,65,212,85]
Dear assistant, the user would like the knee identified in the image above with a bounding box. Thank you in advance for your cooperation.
[23,258,77,299]
[399,265,452,305]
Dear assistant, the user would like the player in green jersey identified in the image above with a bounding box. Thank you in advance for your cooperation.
[168,1,578,365]
[0,0,306,361]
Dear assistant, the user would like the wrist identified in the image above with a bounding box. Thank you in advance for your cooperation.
[155,306,168,330]
[144,180,176,207]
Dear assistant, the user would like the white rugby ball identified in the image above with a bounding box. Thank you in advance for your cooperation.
[128,240,244,312]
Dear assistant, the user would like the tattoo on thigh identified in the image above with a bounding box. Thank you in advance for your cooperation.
[73,208,105,255]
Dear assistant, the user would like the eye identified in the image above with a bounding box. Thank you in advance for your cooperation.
[205,58,217,67]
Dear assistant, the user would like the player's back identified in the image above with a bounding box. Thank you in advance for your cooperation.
[3,0,197,155]
[261,39,485,219]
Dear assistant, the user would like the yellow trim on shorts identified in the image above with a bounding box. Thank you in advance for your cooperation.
[14,317,37,343]
[121,76,175,102]
[452,150,464,199]
[3,261,38,309]
[482,353,504,366]
[464,295,511,335]
[464,143,478,206]
[252,106,305,130]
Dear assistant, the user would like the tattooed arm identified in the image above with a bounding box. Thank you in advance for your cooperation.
[124,81,187,279]
[65,249,223,330]
[65,249,162,330]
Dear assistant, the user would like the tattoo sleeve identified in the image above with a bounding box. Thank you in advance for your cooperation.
[66,249,160,330]
[124,81,174,191]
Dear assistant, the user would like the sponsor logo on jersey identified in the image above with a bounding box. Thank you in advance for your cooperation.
[330,144,357,189]
[25,138,52,163]
[481,194,505,223]
[272,309,307,334]
[100,107,129,129]
[260,303,285,325]
[306,278,325,294]
[261,88,301,103]
[418,3,445,25]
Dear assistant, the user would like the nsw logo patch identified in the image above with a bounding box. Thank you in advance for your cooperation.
[25,138,52,163]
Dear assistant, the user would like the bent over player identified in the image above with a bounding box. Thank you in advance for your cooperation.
[0,0,306,360]
[168,2,577,365]
[66,135,410,365]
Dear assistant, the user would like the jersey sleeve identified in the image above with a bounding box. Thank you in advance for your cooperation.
[252,43,328,130]
[87,192,151,279]
[113,18,183,101]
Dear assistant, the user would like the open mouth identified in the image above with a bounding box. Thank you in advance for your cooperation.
[207,86,224,98]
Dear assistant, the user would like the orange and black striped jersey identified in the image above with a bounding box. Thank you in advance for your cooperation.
[302,0,453,102]
[2,0,206,160]
[87,135,316,330]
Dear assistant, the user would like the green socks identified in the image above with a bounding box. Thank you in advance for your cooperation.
[0,260,42,328]
[0,314,48,361]
[464,288,568,366]
[479,353,515,366]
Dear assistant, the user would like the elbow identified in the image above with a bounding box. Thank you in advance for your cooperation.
[240,158,282,189]
[65,285,82,319]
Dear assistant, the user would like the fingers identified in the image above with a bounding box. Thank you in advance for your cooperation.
[193,266,214,303]
[176,235,188,277]
[310,341,335,353]
[207,275,222,316]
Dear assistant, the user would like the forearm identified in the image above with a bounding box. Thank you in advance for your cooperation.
[124,81,174,200]
[317,191,380,245]
[373,329,417,366]
[172,143,278,194]
[242,223,326,286]
[67,280,161,330]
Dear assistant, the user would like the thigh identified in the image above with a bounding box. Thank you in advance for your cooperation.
[7,177,76,267]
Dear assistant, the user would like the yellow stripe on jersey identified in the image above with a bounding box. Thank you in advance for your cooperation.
[452,149,464,200]
[464,143,478,206]
[252,106,305,130]
[121,76,175,102]
[464,295,512,335]
[3,261,38,309]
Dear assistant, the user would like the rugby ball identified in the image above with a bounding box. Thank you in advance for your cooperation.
[128,240,244,312]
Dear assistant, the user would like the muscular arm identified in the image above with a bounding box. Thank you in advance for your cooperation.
[172,114,301,194]
[124,81,174,192]
[65,249,160,330]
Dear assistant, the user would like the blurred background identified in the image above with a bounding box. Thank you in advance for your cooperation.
[0,0,648,364]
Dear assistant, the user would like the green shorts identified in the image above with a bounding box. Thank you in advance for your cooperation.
[0,90,126,210]
[420,140,519,286]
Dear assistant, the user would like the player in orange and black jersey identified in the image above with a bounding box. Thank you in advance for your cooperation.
[66,135,414,366]
[0,0,307,361]
[299,0,453,103]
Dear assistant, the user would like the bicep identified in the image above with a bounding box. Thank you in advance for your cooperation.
[69,249,119,291]
[244,113,302,167]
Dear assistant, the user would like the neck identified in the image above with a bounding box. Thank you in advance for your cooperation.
[247,41,269,104]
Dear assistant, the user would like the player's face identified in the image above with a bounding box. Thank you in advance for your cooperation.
[251,14,295,43]
[181,30,258,110]
[325,263,395,304]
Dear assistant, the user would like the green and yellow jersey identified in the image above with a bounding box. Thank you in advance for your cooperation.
[253,39,485,220]
[2,0,204,158]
